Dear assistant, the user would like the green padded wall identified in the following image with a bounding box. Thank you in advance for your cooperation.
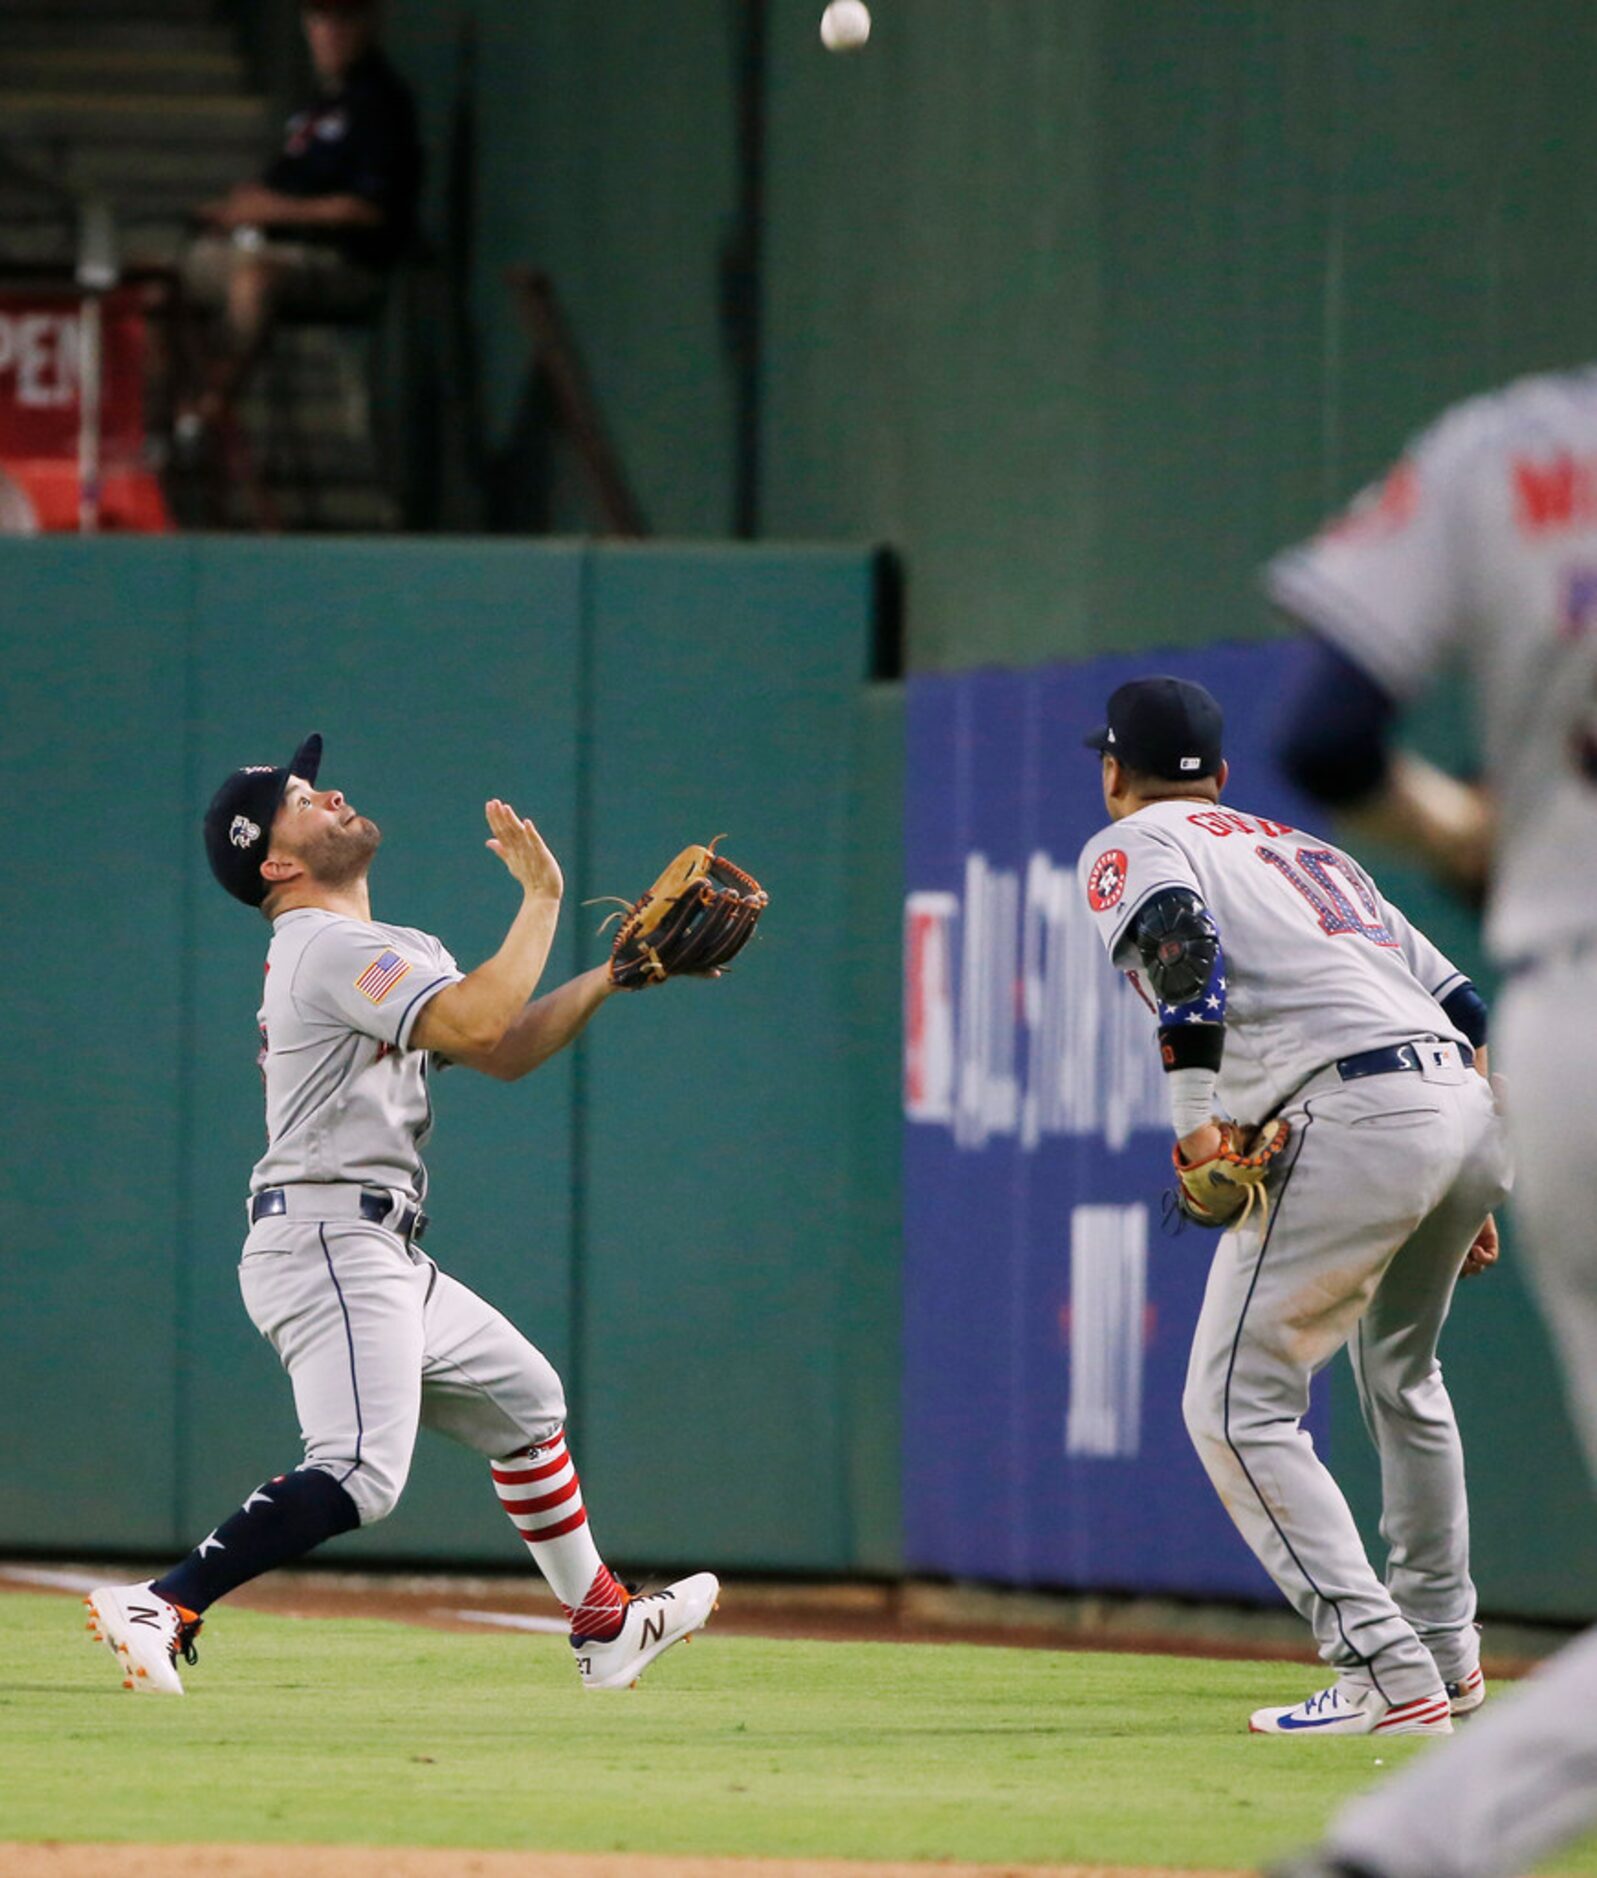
[577,547,875,1569]
[384,2,1597,666]
[0,537,887,1577]
[385,0,739,537]
[838,683,905,1574]
[766,0,1597,667]
[0,543,193,1551]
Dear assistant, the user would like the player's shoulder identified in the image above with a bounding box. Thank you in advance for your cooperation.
[374,918,450,963]
[266,906,347,959]
[274,909,402,985]
[1075,807,1175,872]
[1416,365,1597,469]
[1075,806,1201,920]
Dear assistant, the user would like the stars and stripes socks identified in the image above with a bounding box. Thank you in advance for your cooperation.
[150,1466,361,1616]
[490,1430,628,1641]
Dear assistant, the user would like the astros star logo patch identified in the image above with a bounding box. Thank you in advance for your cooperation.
[1087,848,1128,912]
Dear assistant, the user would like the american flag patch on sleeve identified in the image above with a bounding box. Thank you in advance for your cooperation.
[355,949,412,1005]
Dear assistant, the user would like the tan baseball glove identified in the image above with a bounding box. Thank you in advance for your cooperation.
[1172,1119,1292,1230]
[606,838,768,989]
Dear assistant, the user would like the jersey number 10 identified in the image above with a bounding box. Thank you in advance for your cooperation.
[1255,845,1397,946]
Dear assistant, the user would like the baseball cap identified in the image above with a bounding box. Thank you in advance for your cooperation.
[1083,676,1224,780]
[203,732,323,907]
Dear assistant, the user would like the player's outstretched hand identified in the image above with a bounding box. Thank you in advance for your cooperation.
[485,799,563,902]
[1461,1213,1500,1279]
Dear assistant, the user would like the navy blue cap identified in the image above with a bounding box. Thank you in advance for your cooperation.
[203,733,323,907]
[1084,677,1223,781]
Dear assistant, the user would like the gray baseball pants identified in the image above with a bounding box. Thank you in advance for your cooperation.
[1183,1049,1510,1704]
[1324,962,1597,1878]
[240,1212,566,1525]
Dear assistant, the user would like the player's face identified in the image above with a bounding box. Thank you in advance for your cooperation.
[271,773,381,886]
[302,7,376,82]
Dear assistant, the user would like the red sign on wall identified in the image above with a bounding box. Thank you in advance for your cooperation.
[0,288,168,531]
[0,289,147,457]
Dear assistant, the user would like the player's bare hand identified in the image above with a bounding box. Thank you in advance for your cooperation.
[1176,1121,1225,1166]
[1461,1213,1500,1279]
[484,799,563,901]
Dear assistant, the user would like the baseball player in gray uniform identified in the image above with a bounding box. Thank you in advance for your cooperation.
[1266,373,1597,1875]
[84,734,717,1695]
[1078,677,1509,1737]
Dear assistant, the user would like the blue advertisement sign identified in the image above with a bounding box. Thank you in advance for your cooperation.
[902,640,1327,1599]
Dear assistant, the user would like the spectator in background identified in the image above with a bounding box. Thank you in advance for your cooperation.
[179,0,422,438]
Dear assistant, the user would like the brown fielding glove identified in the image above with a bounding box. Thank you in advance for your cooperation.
[607,839,769,989]
[1172,1119,1292,1230]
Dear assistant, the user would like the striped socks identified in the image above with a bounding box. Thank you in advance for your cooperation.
[490,1430,628,1641]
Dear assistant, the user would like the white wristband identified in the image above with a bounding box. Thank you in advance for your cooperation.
[1168,1066,1219,1140]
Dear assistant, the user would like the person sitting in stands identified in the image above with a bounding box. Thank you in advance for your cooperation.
[180,0,422,439]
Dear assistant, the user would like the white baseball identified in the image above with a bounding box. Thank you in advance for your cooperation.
[820,0,871,53]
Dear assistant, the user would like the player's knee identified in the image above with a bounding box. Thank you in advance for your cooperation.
[329,1453,410,1526]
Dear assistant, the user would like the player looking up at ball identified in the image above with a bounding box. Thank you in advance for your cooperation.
[84,734,718,1695]
[1077,676,1509,1737]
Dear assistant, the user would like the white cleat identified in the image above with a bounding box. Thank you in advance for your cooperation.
[1249,1681,1452,1737]
[84,1583,200,1695]
[573,1572,720,1691]
[1446,1664,1486,1715]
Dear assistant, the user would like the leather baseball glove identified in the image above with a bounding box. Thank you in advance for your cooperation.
[607,839,768,989]
[1172,1119,1291,1230]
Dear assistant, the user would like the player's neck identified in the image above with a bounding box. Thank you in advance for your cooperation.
[1115,790,1219,820]
[269,879,373,922]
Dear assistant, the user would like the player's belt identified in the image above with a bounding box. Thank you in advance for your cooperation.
[248,1185,429,1242]
[1334,1039,1474,1083]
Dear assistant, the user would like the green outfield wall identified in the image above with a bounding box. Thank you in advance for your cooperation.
[383,1,1597,671]
[0,537,899,1577]
[0,539,1589,1619]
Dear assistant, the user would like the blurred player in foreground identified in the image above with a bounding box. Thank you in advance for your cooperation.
[84,736,718,1695]
[1268,367,1597,1877]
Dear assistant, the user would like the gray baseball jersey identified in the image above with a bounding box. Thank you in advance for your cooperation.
[1077,798,1470,1124]
[1267,367,1597,967]
[1078,797,1507,1713]
[251,909,463,1200]
[1266,375,1597,1870]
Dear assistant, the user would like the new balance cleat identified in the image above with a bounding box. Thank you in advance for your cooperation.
[1446,1664,1486,1715]
[1249,1682,1452,1736]
[84,1583,201,1696]
[572,1572,719,1691]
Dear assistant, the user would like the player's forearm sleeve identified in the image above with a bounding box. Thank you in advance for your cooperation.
[1167,1066,1219,1138]
[1275,638,1397,805]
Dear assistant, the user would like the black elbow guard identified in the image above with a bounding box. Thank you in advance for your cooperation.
[1132,888,1221,1006]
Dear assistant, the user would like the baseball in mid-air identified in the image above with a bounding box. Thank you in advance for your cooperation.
[820,1,871,53]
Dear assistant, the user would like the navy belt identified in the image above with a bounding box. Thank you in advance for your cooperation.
[1335,1039,1473,1083]
[249,1187,429,1242]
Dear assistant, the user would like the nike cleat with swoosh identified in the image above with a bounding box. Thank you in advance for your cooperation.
[1249,1682,1452,1736]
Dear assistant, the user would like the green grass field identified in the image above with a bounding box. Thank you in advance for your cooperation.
[1,1589,1591,1872]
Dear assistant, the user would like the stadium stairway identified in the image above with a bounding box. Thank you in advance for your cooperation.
[0,0,401,531]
